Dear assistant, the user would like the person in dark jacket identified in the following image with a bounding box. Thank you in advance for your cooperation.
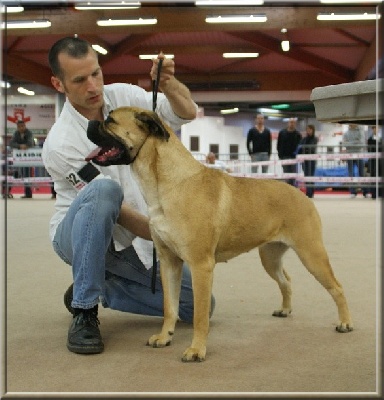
[277,118,302,185]
[297,124,318,198]
[367,125,382,199]
[9,120,35,198]
[246,113,271,173]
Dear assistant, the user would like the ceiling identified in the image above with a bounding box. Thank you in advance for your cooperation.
[1,1,382,118]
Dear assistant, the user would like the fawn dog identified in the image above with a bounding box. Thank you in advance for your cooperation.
[87,106,353,362]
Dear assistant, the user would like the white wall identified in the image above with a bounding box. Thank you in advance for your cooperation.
[180,115,248,159]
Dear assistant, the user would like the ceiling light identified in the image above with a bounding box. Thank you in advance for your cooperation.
[92,44,108,55]
[223,52,259,58]
[258,107,279,114]
[196,1,263,5]
[1,6,24,13]
[139,54,174,59]
[220,107,239,114]
[281,40,290,52]
[17,87,35,96]
[1,80,11,89]
[206,14,267,23]
[1,19,51,29]
[97,17,157,26]
[319,0,381,3]
[317,12,381,21]
[75,2,141,10]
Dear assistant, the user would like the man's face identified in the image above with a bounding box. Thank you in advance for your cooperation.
[287,119,296,131]
[256,115,264,125]
[17,122,26,133]
[51,50,104,118]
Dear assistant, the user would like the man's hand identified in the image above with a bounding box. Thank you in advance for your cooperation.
[150,52,197,120]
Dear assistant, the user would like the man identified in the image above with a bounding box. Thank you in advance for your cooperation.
[9,120,34,198]
[342,124,368,198]
[246,114,271,173]
[206,152,231,172]
[277,118,302,186]
[42,37,215,355]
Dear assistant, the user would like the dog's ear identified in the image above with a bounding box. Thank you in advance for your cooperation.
[135,111,170,141]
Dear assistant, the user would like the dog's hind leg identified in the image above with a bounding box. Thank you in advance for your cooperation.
[259,242,292,317]
[147,246,183,348]
[293,242,353,332]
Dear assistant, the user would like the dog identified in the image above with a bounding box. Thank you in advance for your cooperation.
[86,106,353,362]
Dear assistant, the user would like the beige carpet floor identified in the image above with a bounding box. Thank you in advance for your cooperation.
[1,193,382,399]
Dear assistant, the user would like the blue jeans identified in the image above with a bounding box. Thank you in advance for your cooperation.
[52,179,213,323]
[347,159,367,195]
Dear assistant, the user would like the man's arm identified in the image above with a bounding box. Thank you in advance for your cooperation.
[117,203,152,241]
[151,54,196,120]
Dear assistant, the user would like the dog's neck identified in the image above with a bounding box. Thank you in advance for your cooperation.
[131,130,203,208]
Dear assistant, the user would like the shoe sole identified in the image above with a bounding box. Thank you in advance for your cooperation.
[67,341,104,354]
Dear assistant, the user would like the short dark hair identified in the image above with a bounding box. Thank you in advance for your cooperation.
[17,120,25,125]
[48,37,96,79]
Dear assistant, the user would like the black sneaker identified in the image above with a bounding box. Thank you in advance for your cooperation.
[64,283,75,315]
[67,306,104,354]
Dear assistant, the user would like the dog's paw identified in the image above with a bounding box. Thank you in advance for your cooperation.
[181,346,206,362]
[147,333,173,348]
[335,323,354,333]
[272,309,291,318]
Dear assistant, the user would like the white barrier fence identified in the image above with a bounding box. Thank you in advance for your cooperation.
[1,149,383,189]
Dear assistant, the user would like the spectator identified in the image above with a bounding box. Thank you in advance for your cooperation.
[42,36,214,355]
[246,113,271,173]
[367,125,382,199]
[9,120,34,198]
[297,124,318,198]
[277,118,302,186]
[206,152,231,172]
[342,124,368,198]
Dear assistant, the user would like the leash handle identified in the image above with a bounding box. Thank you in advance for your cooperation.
[151,57,163,294]
[152,58,163,112]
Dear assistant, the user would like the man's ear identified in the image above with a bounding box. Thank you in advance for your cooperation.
[51,76,65,93]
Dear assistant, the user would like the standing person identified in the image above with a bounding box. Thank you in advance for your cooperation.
[367,125,382,199]
[297,124,318,198]
[9,120,34,198]
[42,37,215,355]
[277,118,302,186]
[342,124,368,198]
[246,113,271,173]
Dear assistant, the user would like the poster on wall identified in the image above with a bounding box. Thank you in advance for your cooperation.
[6,104,55,137]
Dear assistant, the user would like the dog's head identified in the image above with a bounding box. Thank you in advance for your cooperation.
[86,107,170,167]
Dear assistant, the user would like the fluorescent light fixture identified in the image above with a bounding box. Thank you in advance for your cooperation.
[0,80,11,89]
[139,54,174,59]
[258,107,279,114]
[17,87,35,96]
[206,14,267,23]
[75,2,141,10]
[317,12,381,21]
[223,52,259,58]
[1,6,24,13]
[220,107,239,114]
[1,19,51,29]
[97,17,157,26]
[281,40,290,52]
[320,0,381,3]
[92,44,108,55]
[196,1,263,5]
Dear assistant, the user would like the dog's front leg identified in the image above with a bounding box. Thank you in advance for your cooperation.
[182,261,214,362]
[147,246,183,348]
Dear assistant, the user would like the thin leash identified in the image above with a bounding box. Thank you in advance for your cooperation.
[151,57,163,294]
